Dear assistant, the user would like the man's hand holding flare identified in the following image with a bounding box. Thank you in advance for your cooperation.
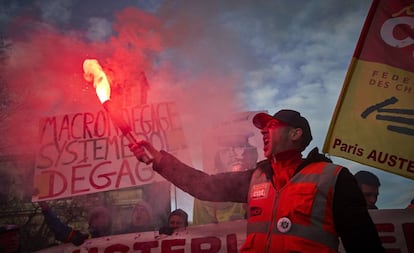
[129,141,162,164]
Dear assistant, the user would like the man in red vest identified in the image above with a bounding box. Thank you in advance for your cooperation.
[130,109,385,252]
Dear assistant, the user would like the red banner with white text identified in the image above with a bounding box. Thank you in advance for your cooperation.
[323,0,414,180]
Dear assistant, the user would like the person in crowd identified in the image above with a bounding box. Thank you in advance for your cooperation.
[354,170,381,209]
[39,202,112,246]
[130,109,385,252]
[159,208,189,235]
[122,200,156,233]
[87,206,113,237]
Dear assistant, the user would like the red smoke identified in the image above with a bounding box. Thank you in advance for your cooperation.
[1,4,246,167]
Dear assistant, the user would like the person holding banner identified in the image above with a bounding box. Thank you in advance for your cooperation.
[159,208,189,235]
[39,202,112,246]
[130,109,385,252]
[120,200,157,234]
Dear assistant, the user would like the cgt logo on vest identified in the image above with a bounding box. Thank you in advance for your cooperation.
[251,183,270,200]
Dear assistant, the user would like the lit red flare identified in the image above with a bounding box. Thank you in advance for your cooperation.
[83,59,111,103]
[82,59,152,164]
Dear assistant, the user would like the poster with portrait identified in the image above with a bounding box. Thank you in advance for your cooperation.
[193,111,265,225]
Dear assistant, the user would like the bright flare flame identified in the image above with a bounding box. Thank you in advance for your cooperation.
[83,59,111,103]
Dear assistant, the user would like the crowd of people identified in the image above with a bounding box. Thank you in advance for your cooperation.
[39,200,189,246]
[37,108,414,252]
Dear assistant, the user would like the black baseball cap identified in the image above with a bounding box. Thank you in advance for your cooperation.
[252,109,313,148]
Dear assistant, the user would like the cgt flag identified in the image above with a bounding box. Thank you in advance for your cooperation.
[323,0,414,180]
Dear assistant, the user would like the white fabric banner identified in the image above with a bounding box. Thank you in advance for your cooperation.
[35,209,414,253]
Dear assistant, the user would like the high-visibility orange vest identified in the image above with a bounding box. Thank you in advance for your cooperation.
[241,162,342,253]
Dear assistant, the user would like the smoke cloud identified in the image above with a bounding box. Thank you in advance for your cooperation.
[1,3,253,167]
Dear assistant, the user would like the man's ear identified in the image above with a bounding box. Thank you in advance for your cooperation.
[290,128,303,141]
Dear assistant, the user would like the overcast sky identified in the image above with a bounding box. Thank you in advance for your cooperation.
[1,0,413,215]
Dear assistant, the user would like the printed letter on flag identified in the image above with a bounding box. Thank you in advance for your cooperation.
[323,0,414,180]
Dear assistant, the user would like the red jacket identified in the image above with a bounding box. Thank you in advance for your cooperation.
[153,147,385,252]
[242,162,341,253]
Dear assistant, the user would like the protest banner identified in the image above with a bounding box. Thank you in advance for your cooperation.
[33,209,414,253]
[32,101,189,201]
